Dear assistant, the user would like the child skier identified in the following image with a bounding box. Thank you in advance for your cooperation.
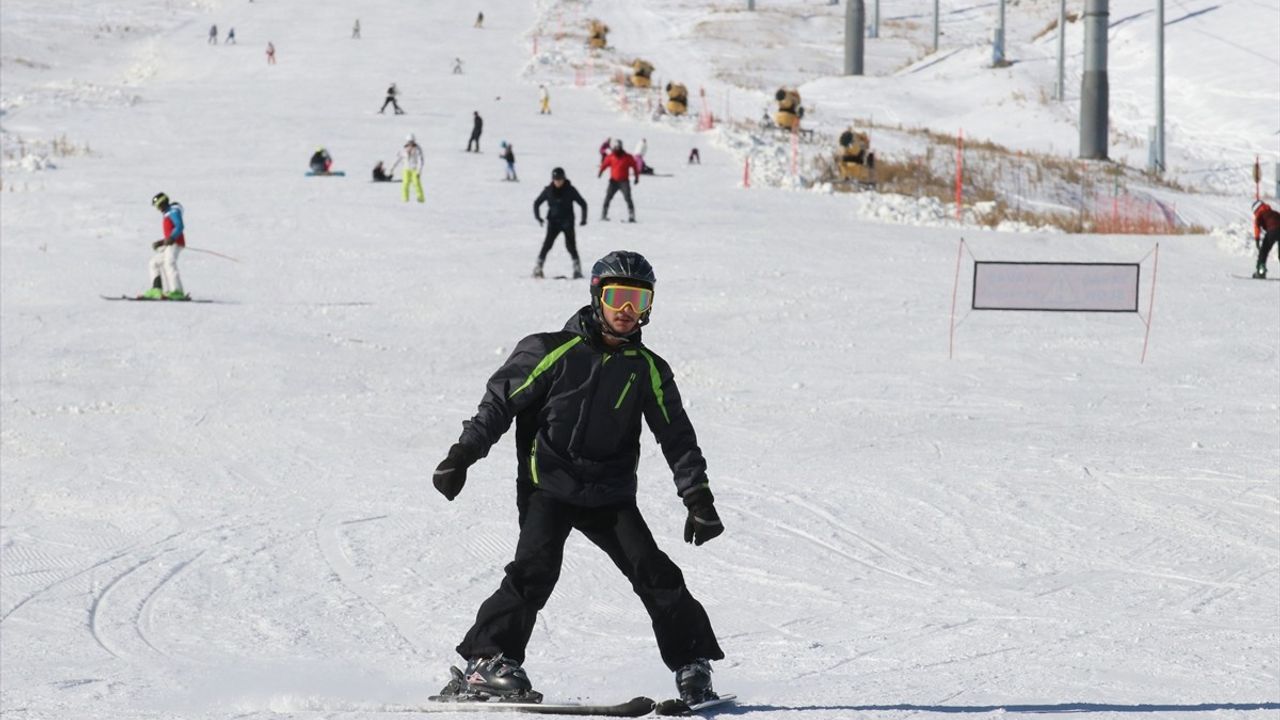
[499,141,517,182]
[143,192,188,300]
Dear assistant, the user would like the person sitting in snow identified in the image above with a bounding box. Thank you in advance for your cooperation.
[372,161,394,182]
[309,147,333,174]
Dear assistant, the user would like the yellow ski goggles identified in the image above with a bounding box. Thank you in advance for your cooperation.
[599,284,654,314]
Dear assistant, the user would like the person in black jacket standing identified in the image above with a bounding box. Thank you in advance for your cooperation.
[432,250,725,706]
[467,111,483,153]
[531,167,587,279]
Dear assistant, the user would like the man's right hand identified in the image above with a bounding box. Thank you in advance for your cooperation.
[433,443,477,501]
[152,240,165,250]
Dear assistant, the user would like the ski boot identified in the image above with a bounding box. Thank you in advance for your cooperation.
[532,262,545,279]
[165,290,189,301]
[571,259,583,279]
[675,659,718,706]
[140,287,163,300]
[627,211,636,223]
[1253,265,1267,279]
[438,655,541,702]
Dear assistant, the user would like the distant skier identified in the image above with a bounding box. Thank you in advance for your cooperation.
[391,134,425,203]
[380,83,405,115]
[352,19,361,39]
[499,141,517,182]
[225,27,236,44]
[208,24,218,45]
[467,111,483,152]
[531,167,587,279]
[688,147,700,164]
[474,11,484,28]
[633,138,648,174]
[309,147,333,174]
[597,139,639,222]
[372,161,394,182]
[266,41,276,64]
[143,192,188,300]
[429,249,725,705]
[539,85,551,115]
[1252,199,1280,279]
[452,57,464,75]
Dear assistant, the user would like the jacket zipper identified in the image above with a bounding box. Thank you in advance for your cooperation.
[614,372,637,409]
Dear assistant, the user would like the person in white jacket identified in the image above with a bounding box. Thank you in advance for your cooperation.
[539,84,551,115]
[633,138,648,174]
[391,133,425,203]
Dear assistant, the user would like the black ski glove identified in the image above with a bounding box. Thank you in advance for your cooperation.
[579,217,587,226]
[537,218,544,227]
[682,487,724,546]
[433,443,478,501]
[152,239,165,250]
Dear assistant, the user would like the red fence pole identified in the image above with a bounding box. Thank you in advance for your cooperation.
[955,130,964,220]
[1141,242,1160,363]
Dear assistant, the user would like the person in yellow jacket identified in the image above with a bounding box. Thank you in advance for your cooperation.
[539,84,551,115]
[390,134,425,203]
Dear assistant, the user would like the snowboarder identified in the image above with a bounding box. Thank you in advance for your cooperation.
[597,140,639,222]
[452,57,464,74]
[143,192,188,300]
[208,24,218,44]
[499,141,517,182]
[467,111,483,153]
[688,147,700,164]
[380,83,405,115]
[391,134,425,203]
[352,19,361,39]
[431,249,725,704]
[531,167,587,279]
[372,161,394,182]
[539,85,551,115]
[265,41,276,64]
[225,27,236,44]
[474,11,484,28]
[1252,199,1280,278]
[309,147,333,174]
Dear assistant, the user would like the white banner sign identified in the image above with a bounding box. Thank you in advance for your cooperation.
[972,262,1140,312]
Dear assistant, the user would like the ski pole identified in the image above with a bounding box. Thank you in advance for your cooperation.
[186,246,241,263]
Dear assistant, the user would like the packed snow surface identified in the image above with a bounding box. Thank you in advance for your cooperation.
[1,0,1277,719]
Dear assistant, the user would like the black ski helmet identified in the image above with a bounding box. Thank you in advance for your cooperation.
[551,167,566,181]
[590,250,656,330]
[151,192,170,210]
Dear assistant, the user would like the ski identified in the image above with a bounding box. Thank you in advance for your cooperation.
[305,171,347,177]
[654,694,737,716]
[100,294,216,303]
[414,696,656,717]
[1230,274,1280,282]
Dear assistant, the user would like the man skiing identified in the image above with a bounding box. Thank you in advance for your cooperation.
[467,111,483,152]
[598,140,639,222]
[1251,199,1280,278]
[208,24,218,44]
[391,134,425,203]
[432,250,725,705]
[265,41,276,64]
[143,192,188,300]
[380,83,404,115]
[531,167,587,279]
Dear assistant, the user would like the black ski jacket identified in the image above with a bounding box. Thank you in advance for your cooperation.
[533,181,588,227]
[456,306,710,509]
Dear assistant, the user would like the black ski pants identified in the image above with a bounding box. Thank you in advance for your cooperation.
[380,97,403,114]
[538,223,579,262]
[468,132,482,152]
[456,491,724,671]
[1258,228,1279,269]
[602,180,634,219]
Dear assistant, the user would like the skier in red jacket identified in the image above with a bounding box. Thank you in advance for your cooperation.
[597,140,639,222]
[1251,199,1280,278]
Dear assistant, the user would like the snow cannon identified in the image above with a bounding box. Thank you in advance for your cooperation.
[665,82,689,116]
[774,88,804,131]
[588,19,610,49]
[630,59,655,88]
[836,127,875,185]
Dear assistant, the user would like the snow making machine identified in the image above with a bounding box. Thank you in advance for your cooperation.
[630,59,655,88]
[835,127,876,186]
[587,19,610,49]
[774,88,804,131]
[666,82,689,116]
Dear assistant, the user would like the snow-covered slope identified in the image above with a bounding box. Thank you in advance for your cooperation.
[1,1,1277,719]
